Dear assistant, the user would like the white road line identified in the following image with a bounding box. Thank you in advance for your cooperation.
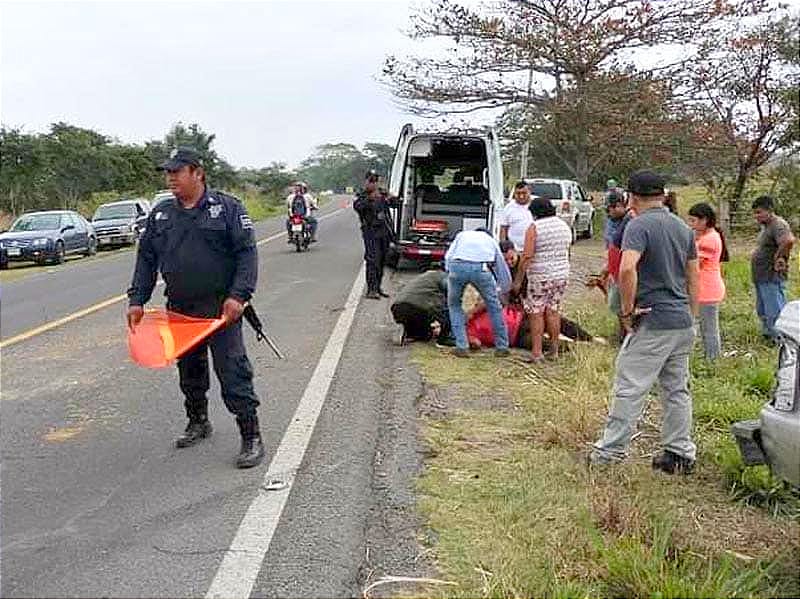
[0,208,347,349]
[205,265,366,599]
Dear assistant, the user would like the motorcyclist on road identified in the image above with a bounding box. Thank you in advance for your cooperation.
[286,182,314,243]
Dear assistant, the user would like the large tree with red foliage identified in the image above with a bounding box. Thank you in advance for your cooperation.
[383,0,769,186]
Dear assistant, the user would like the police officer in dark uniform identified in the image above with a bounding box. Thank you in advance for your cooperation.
[126,147,265,469]
[353,170,395,299]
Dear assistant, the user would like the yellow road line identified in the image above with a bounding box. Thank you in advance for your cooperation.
[0,208,346,350]
[0,292,131,349]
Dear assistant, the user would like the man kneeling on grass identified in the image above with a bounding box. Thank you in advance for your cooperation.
[589,170,700,475]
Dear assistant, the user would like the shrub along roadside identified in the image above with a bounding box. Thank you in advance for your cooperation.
[409,248,799,597]
[72,187,285,224]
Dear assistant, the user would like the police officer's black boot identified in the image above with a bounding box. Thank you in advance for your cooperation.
[175,402,212,448]
[236,416,265,469]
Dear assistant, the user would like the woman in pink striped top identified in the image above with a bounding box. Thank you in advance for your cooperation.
[687,203,729,359]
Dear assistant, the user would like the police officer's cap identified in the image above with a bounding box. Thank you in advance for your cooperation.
[158,147,204,172]
[365,169,379,182]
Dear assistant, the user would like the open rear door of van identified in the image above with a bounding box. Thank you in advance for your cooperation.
[485,128,505,237]
[386,124,414,267]
[389,123,413,197]
[389,123,414,234]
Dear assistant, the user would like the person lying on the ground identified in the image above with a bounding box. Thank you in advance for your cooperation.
[466,302,602,350]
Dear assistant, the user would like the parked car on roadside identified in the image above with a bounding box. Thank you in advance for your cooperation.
[0,210,97,268]
[732,301,800,488]
[92,199,149,247]
[511,178,595,242]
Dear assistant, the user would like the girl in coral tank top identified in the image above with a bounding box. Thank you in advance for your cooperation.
[688,203,729,360]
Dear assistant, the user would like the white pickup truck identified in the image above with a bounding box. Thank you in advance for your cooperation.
[511,177,596,243]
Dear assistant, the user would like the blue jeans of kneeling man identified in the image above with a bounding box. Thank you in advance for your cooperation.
[447,261,509,351]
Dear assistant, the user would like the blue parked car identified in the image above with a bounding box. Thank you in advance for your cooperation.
[0,210,97,268]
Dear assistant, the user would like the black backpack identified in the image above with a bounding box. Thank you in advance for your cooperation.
[291,193,307,217]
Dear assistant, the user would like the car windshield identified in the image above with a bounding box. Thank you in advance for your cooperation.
[94,205,137,220]
[529,183,563,200]
[10,214,62,231]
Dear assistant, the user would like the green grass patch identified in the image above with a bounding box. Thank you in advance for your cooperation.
[410,245,800,597]
[239,188,283,222]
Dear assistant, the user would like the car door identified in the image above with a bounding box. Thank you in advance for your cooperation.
[575,185,593,232]
[388,123,413,198]
[564,183,578,223]
[60,214,79,251]
[388,123,414,239]
[72,213,89,250]
[485,128,506,235]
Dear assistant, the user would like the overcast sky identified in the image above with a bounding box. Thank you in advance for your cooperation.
[2,0,797,170]
[1,0,435,169]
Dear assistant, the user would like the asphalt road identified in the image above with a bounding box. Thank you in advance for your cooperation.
[1,202,338,341]
[0,196,426,598]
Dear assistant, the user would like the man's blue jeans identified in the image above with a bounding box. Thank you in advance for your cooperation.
[447,261,509,350]
[755,280,787,339]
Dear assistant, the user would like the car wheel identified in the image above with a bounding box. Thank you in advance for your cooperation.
[54,241,66,264]
[84,236,97,256]
[0,260,7,270]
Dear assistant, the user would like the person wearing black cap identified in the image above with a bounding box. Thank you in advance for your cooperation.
[353,170,396,299]
[600,188,631,340]
[590,169,700,475]
[126,146,265,469]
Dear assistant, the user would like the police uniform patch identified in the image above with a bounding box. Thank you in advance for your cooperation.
[155,211,168,220]
[209,205,223,219]
[240,214,253,229]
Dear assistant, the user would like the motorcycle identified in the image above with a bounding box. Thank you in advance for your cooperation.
[289,214,311,252]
